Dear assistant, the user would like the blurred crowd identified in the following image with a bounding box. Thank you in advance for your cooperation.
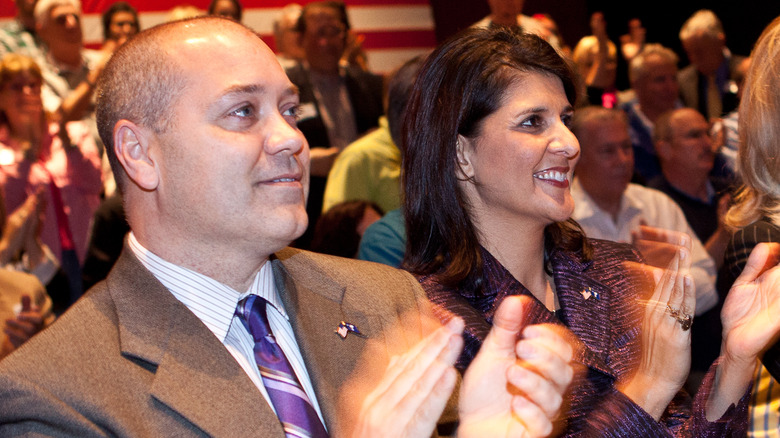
[1,0,780,436]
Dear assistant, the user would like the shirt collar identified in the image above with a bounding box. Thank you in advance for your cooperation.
[127,232,288,342]
[571,177,596,219]
[572,178,644,227]
[622,183,655,213]
[628,99,654,132]
[571,177,638,219]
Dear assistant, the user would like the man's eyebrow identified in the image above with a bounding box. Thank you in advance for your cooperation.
[219,84,300,99]
[220,84,263,97]
[283,85,300,99]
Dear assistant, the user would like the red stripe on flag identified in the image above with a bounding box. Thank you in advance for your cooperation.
[251,30,435,53]
[240,0,432,6]
[260,36,277,53]
[86,30,435,53]
[357,30,436,49]
[3,1,433,19]
[253,30,435,52]
[68,0,431,15]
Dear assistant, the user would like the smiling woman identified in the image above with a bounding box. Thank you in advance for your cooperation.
[402,27,584,298]
[402,26,779,435]
[454,72,579,240]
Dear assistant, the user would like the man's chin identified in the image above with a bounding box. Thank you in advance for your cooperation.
[290,214,309,240]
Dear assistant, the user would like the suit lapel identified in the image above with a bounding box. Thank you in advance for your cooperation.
[272,250,388,436]
[551,251,617,379]
[108,250,283,437]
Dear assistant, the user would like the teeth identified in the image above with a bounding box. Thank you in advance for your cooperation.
[272,178,296,182]
[533,170,568,182]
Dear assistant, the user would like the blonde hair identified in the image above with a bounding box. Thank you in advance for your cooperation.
[725,15,780,229]
[572,35,617,87]
[0,53,43,89]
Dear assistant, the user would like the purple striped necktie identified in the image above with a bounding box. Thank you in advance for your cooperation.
[236,295,329,438]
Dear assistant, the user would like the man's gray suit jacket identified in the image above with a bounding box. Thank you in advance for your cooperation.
[0,246,435,437]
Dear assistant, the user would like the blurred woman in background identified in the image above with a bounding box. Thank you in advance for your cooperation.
[0,53,102,304]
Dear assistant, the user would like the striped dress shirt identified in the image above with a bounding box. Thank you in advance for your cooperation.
[127,233,326,425]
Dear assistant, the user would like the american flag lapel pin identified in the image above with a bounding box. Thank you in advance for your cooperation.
[580,287,592,300]
[336,321,367,339]
[336,324,349,339]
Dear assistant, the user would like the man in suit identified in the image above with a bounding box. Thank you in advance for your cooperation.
[678,9,745,121]
[619,43,682,182]
[285,1,384,248]
[0,16,574,437]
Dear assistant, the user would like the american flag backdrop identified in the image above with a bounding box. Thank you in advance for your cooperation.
[0,0,437,74]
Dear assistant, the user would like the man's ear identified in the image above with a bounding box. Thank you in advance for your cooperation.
[455,134,476,180]
[112,120,160,191]
[655,138,672,162]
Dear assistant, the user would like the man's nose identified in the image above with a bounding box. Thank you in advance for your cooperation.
[266,117,305,156]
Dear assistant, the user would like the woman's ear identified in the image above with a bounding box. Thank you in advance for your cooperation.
[455,134,476,180]
[112,120,160,191]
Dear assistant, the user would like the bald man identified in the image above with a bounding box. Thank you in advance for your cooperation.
[651,108,732,263]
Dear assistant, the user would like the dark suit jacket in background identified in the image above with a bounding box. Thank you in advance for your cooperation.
[81,193,129,291]
[0,246,437,437]
[284,63,384,249]
[677,53,746,119]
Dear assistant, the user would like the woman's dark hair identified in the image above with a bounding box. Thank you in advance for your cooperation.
[310,200,383,258]
[402,26,591,294]
[101,2,139,41]
[387,54,426,148]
